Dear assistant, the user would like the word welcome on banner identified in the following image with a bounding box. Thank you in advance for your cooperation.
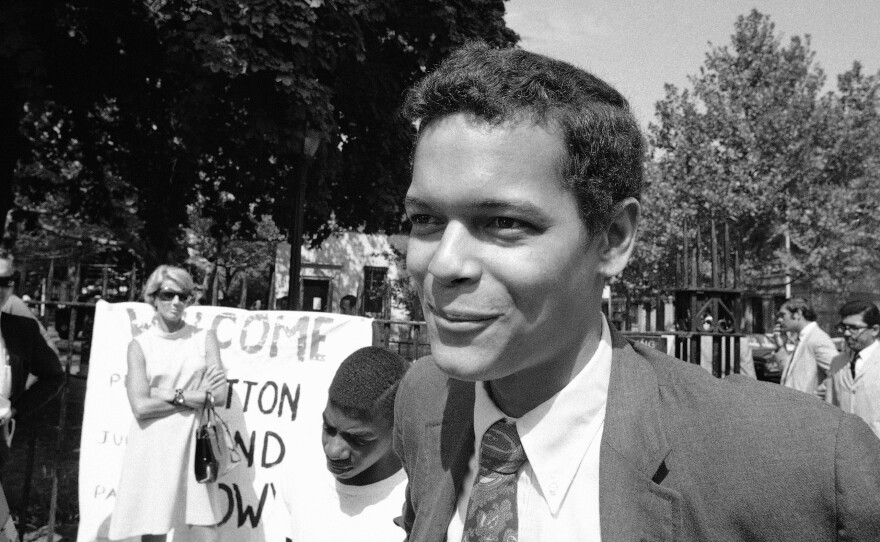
[78,301,373,542]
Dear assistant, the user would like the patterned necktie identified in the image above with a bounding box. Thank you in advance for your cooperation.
[462,419,528,542]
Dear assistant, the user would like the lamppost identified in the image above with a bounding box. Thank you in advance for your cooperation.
[287,129,322,311]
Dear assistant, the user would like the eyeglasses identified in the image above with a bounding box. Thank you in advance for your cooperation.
[837,323,869,335]
[155,290,193,303]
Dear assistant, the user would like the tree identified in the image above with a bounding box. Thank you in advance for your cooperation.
[4,0,518,270]
[627,10,880,298]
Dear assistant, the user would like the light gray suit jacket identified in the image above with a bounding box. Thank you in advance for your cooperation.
[775,322,837,397]
[394,328,880,541]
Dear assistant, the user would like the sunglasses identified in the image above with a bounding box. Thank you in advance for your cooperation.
[155,290,193,303]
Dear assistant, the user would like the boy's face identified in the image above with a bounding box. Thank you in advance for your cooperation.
[404,114,607,383]
[322,402,394,485]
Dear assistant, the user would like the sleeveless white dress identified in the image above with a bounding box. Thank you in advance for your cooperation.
[109,323,220,539]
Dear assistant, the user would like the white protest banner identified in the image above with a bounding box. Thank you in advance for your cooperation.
[77,301,373,542]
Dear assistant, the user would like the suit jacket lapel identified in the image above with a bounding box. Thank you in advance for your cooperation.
[600,328,680,540]
[412,376,474,542]
[782,333,803,384]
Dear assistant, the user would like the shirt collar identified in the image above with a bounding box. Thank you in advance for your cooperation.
[473,315,613,514]
[799,321,817,340]
[856,339,879,361]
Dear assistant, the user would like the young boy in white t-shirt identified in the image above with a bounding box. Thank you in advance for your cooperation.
[285,346,409,541]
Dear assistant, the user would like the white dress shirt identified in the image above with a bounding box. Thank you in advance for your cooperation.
[853,340,877,378]
[447,316,612,542]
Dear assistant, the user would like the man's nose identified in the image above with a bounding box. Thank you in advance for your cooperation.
[324,435,350,460]
[427,222,480,285]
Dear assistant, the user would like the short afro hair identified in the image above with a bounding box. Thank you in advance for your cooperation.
[402,41,644,234]
[328,347,409,425]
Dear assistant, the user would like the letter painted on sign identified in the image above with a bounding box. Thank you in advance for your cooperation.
[125,308,150,338]
[236,430,257,468]
[235,482,270,527]
[258,382,278,415]
[309,317,332,361]
[269,316,309,360]
[240,314,271,354]
[94,485,116,500]
[261,431,285,468]
[211,313,238,349]
[240,380,259,412]
[278,383,300,421]
[218,482,234,525]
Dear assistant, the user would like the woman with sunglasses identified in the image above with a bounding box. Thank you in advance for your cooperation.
[110,265,227,542]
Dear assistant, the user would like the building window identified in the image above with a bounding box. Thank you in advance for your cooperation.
[363,266,388,316]
[302,277,331,312]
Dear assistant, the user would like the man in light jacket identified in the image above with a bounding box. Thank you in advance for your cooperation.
[827,300,880,438]
[772,297,837,397]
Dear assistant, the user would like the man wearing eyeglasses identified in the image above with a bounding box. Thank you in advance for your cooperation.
[0,251,64,466]
[826,300,880,439]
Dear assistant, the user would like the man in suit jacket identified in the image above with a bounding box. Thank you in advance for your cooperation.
[0,252,64,465]
[772,298,838,397]
[394,44,880,540]
[827,299,880,439]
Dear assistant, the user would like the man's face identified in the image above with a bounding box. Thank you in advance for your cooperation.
[404,114,605,383]
[322,402,394,485]
[776,308,800,333]
[0,258,15,307]
[840,313,879,353]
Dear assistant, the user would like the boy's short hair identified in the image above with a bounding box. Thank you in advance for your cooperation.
[328,347,409,425]
[402,41,644,234]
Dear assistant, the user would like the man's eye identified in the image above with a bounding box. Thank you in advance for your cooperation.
[322,424,336,436]
[408,214,437,225]
[489,217,528,229]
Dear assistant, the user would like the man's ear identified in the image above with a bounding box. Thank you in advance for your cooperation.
[596,197,640,278]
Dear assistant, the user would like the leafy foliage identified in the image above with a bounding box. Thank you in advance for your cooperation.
[626,10,880,298]
[3,0,518,271]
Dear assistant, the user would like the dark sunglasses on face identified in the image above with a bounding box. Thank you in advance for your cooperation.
[155,290,193,303]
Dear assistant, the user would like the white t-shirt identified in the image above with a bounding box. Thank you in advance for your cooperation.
[283,466,407,542]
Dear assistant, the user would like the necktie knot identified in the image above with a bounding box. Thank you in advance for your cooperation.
[480,420,527,475]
